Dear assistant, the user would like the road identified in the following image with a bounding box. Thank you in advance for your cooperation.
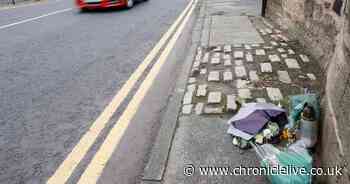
[0,0,191,183]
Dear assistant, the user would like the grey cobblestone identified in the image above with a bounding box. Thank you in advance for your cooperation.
[249,70,259,81]
[193,61,200,68]
[270,41,278,46]
[288,49,295,55]
[277,71,292,84]
[195,53,202,61]
[211,57,221,65]
[226,95,238,112]
[235,66,247,77]
[260,63,272,73]
[213,52,220,58]
[223,54,231,60]
[234,51,244,58]
[187,84,196,93]
[244,44,252,50]
[235,60,243,66]
[196,84,208,97]
[200,68,207,75]
[238,89,252,99]
[195,103,204,115]
[285,58,300,69]
[208,71,220,82]
[265,28,273,34]
[300,54,310,62]
[190,67,199,77]
[223,71,233,81]
[266,87,283,101]
[208,92,222,104]
[277,48,286,53]
[204,107,224,114]
[202,53,209,63]
[236,79,249,88]
[224,59,232,66]
[183,91,194,105]
[224,45,232,53]
[213,46,221,52]
[256,98,267,103]
[246,52,254,62]
[269,55,281,62]
[307,73,316,80]
[256,49,266,56]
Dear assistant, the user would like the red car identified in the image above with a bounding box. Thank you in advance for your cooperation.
[76,0,145,10]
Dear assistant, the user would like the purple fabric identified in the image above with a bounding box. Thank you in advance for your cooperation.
[233,111,270,135]
[228,103,287,135]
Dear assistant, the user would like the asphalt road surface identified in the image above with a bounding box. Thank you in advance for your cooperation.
[0,0,190,183]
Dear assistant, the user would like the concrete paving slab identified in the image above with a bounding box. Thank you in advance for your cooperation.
[163,116,267,183]
[210,16,264,45]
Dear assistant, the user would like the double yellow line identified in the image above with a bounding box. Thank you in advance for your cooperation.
[47,0,198,183]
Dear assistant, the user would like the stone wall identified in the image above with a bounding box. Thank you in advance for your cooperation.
[266,0,350,183]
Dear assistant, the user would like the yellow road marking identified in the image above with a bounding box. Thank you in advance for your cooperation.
[77,0,197,183]
[47,0,195,183]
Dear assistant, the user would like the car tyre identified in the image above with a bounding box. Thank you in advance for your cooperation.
[126,0,134,8]
[79,8,87,13]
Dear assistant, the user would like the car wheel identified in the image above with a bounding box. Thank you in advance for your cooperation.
[79,8,87,13]
[126,0,134,8]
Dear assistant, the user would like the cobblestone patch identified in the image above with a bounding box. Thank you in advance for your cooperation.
[208,92,222,104]
[285,58,301,69]
[260,63,273,73]
[182,104,193,115]
[277,70,292,84]
[180,17,322,116]
[235,66,247,78]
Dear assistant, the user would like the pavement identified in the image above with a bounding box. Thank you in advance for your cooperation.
[142,0,323,183]
[0,0,324,183]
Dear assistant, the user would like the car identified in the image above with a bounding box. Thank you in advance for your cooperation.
[76,0,145,11]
